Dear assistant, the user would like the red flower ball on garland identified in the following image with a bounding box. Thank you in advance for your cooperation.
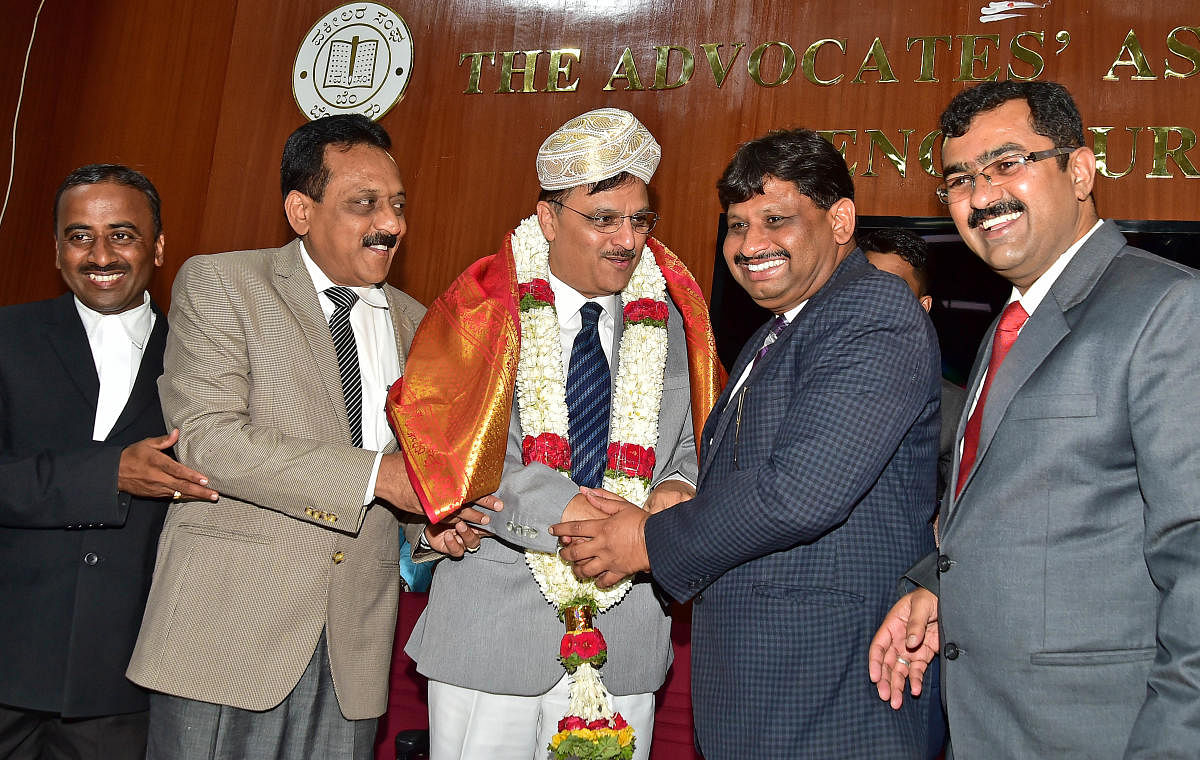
[523,433,571,471]
[557,716,588,732]
[606,442,656,480]
[519,278,555,310]
[624,297,668,326]
[559,628,608,672]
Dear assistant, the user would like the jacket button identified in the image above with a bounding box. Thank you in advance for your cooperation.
[83,552,99,566]
[937,554,952,573]
[943,642,960,660]
[332,551,345,564]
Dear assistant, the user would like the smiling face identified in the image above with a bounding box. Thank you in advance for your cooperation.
[941,98,1098,292]
[284,143,406,287]
[722,176,855,314]
[536,177,651,298]
[55,181,164,314]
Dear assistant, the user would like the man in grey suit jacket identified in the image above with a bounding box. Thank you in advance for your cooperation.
[870,81,1200,758]
[556,129,941,759]
[129,115,479,760]
[405,109,706,760]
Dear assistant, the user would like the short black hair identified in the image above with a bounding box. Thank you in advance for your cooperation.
[54,164,162,238]
[538,171,639,207]
[281,114,392,201]
[716,128,854,211]
[939,81,1084,169]
[857,228,931,296]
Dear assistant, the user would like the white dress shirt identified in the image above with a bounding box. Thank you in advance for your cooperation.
[727,300,807,402]
[76,292,155,441]
[301,243,399,505]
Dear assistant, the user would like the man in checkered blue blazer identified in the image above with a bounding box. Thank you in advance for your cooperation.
[556,128,940,758]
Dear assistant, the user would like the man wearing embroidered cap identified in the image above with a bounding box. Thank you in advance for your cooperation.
[391,108,723,759]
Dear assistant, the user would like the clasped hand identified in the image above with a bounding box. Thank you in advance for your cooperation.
[550,486,652,588]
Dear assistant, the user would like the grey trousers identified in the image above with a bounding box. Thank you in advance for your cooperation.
[146,633,376,760]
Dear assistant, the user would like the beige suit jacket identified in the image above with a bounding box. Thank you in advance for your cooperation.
[127,240,425,719]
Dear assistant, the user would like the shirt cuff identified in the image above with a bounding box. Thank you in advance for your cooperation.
[363,450,384,506]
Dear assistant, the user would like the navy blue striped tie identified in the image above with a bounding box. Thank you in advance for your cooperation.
[566,302,610,488]
[325,286,363,448]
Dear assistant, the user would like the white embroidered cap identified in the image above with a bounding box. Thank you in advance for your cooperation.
[536,108,661,191]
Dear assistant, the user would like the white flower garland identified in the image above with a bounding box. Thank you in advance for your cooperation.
[511,212,669,610]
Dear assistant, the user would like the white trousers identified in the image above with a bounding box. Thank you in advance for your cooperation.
[427,674,654,760]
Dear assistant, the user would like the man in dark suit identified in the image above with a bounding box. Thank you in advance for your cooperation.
[0,165,216,759]
[870,81,1200,758]
[858,228,967,504]
[555,129,941,758]
[859,227,961,760]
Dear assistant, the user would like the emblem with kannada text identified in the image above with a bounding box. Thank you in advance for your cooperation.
[292,2,413,122]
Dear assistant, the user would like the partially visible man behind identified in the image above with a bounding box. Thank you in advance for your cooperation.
[858,228,966,502]
[554,129,940,758]
[870,80,1200,758]
[127,115,465,759]
[0,165,215,759]
[859,228,958,760]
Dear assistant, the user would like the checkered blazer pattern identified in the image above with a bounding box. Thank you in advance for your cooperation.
[127,240,425,719]
[645,250,940,759]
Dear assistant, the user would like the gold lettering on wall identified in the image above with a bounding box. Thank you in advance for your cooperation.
[1007,31,1046,81]
[605,48,645,90]
[653,45,695,90]
[818,130,859,173]
[459,51,495,94]
[547,49,581,92]
[498,50,542,93]
[1090,126,1141,179]
[955,34,1001,82]
[747,41,798,87]
[1103,30,1157,80]
[863,130,914,177]
[1147,127,1200,177]
[700,43,745,87]
[801,39,846,86]
[907,35,951,82]
[1165,26,1200,79]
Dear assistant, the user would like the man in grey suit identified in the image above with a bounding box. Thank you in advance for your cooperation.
[129,115,483,759]
[869,81,1200,758]
[404,109,714,759]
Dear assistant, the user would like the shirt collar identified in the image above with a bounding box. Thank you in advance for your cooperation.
[546,269,620,325]
[1010,219,1103,317]
[299,241,390,309]
[74,291,154,348]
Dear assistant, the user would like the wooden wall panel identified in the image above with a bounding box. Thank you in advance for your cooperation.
[1,0,1196,309]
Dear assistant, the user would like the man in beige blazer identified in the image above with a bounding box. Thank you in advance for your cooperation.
[127,115,481,759]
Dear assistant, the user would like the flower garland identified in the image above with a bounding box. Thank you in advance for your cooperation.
[511,213,669,760]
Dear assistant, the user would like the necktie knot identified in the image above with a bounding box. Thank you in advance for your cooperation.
[326,286,358,313]
[579,301,603,330]
[997,301,1029,334]
[754,315,789,364]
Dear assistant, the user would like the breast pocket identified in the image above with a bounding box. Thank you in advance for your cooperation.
[1007,393,1097,420]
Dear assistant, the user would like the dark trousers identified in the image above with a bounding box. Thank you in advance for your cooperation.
[0,704,147,760]
[146,632,375,760]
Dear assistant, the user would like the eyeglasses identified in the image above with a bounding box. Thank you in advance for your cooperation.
[548,200,658,234]
[935,147,1078,204]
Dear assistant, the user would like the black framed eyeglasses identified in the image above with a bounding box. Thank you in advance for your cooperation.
[935,146,1078,204]
[548,200,658,234]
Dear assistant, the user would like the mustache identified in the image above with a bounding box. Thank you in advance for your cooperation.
[968,199,1026,230]
[603,247,636,260]
[733,250,790,266]
[79,264,129,274]
[362,232,398,249]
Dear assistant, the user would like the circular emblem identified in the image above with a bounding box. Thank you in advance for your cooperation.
[292,2,413,122]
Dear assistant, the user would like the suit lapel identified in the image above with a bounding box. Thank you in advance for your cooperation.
[107,303,167,439]
[273,240,352,441]
[699,318,773,481]
[46,293,100,409]
[946,221,1124,520]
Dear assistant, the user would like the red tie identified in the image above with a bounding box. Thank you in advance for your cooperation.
[955,301,1029,497]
